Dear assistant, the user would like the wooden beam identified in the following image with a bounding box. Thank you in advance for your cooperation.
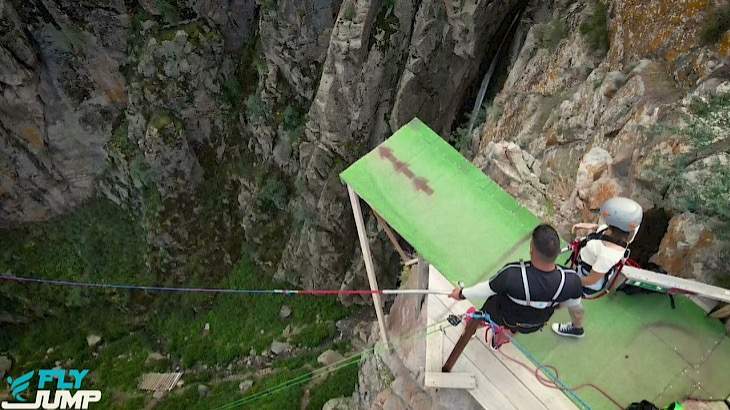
[622,266,730,304]
[347,185,389,346]
[425,372,476,389]
[372,210,410,263]
[710,304,730,320]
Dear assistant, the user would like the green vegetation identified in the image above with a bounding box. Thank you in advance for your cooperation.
[580,1,610,54]
[700,4,730,45]
[647,95,730,232]
[290,321,337,348]
[257,176,289,212]
[305,363,359,410]
[281,104,307,146]
[0,196,361,409]
[108,119,137,159]
[0,199,147,289]
[155,0,180,25]
[451,105,487,156]
[246,94,270,122]
[343,3,356,21]
[537,15,568,51]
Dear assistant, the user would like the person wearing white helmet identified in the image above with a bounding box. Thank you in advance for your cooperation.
[552,197,643,338]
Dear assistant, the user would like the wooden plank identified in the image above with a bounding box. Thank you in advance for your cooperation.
[437,298,549,410]
[425,372,477,389]
[425,293,444,374]
[348,186,389,346]
[710,304,730,320]
[623,266,730,304]
[428,266,577,410]
[138,372,183,392]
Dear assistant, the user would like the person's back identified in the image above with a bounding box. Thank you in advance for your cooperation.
[486,261,582,332]
[553,197,643,338]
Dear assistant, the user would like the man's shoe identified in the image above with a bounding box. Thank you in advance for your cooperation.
[551,322,585,338]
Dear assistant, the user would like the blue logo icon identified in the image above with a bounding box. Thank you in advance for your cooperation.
[6,371,34,402]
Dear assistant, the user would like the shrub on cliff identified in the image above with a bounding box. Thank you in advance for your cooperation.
[580,1,610,54]
[700,4,730,45]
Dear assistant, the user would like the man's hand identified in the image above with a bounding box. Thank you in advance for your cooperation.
[448,287,463,300]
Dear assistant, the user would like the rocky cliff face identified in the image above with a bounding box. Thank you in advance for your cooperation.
[470,0,730,286]
[2,0,729,304]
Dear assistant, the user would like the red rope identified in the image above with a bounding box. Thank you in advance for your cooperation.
[498,349,624,409]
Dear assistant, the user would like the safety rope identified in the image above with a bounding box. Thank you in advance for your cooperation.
[0,274,449,296]
[2,273,612,408]
[463,311,622,410]
[213,319,453,410]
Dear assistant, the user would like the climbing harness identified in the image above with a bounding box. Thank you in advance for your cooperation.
[506,260,567,308]
[565,229,633,300]
[447,307,512,350]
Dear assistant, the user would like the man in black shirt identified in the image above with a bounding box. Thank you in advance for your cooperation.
[442,224,582,372]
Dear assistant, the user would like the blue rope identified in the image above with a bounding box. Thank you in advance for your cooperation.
[0,274,298,295]
[468,312,593,410]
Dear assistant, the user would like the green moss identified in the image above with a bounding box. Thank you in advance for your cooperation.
[537,15,568,51]
[580,1,610,54]
[155,0,180,25]
[108,119,137,159]
[290,321,336,348]
[148,110,183,144]
[700,4,730,45]
[342,3,356,21]
[245,94,270,122]
[0,199,147,286]
[257,176,289,212]
[282,104,306,145]
[651,95,730,230]
[305,363,359,410]
[154,258,355,367]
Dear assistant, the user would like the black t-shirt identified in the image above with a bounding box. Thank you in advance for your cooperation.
[487,261,582,325]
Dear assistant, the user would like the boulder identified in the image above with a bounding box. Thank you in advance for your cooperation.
[475,141,547,216]
[323,397,357,410]
[601,71,627,98]
[279,305,292,319]
[239,380,253,393]
[270,341,291,355]
[86,335,102,348]
[197,384,210,397]
[317,350,344,367]
[146,352,166,364]
[652,213,730,285]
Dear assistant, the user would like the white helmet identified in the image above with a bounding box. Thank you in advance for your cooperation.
[600,197,643,233]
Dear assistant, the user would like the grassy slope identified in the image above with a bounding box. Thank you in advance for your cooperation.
[0,198,359,409]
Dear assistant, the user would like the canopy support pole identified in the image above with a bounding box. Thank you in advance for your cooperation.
[348,185,389,346]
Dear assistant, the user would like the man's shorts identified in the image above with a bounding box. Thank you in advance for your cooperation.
[481,296,545,334]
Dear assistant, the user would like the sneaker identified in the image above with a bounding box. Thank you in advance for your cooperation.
[551,322,585,338]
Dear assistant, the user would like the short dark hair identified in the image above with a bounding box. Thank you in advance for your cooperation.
[607,226,630,241]
[532,224,560,262]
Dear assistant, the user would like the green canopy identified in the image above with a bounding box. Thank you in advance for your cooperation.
[340,118,730,410]
[340,118,540,287]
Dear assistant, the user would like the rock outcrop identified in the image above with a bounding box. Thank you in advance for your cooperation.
[0,0,128,225]
[277,0,523,289]
[474,0,730,285]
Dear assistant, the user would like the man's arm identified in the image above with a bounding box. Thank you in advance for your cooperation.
[448,282,496,300]
[448,267,509,300]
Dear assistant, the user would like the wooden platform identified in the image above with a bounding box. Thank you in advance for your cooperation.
[425,266,578,410]
[622,266,730,304]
